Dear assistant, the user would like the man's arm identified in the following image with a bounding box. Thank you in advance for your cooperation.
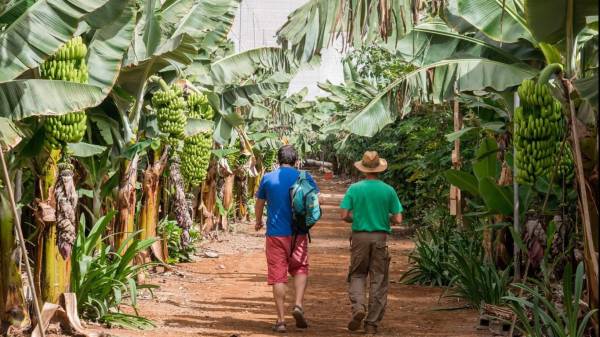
[390,213,403,225]
[255,198,266,231]
[341,209,353,223]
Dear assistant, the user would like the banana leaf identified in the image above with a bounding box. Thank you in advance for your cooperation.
[446,0,533,43]
[210,47,298,86]
[443,170,480,196]
[67,142,107,158]
[473,136,498,180]
[0,0,112,81]
[0,117,22,149]
[343,58,536,137]
[525,0,598,44]
[0,80,104,120]
[277,0,414,63]
[86,0,136,95]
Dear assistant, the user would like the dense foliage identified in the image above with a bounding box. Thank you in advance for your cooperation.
[0,0,597,336]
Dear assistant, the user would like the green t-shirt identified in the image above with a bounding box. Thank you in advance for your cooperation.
[340,179,403,233]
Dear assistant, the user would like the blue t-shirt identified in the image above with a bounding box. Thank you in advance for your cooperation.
[256,167,319,237]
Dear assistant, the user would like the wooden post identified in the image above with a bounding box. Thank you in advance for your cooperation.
[449,100,463,224]
[0,149,45,337]
[513,92,521,281]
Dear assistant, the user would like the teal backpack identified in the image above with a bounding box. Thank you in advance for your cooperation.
[289,171,321,246]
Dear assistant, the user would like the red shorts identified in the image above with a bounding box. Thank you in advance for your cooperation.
[265,235,309,285]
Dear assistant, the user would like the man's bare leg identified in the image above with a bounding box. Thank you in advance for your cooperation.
[273,283,286,323]
[293,274,308,308]
[292,274,309,328]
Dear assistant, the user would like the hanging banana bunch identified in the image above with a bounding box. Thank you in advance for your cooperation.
[187,91,214,120]
[54,162,78,259]
[181,92,214,186]
[152,84,187,145]
[514,66,573,185]
[41,36,88,148]
[262,148,277,172]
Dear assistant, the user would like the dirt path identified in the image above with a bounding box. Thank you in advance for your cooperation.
[100,174,489,337]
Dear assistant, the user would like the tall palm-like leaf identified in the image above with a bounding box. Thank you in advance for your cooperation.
[210,47,299,86]
[276,0,414,63]
[397,22,527,66]
[316,21,537,136]
[162,0,240,44]
[116,0,240,141]
[525,0,597,44]
[446,0,533,43]
[191,46,311,143]
[86,0,136,95]
[344,58,536,136]
[0,117,21,148]
[0,80,105,120]
[0,0,112,81]
[213,82,290,144]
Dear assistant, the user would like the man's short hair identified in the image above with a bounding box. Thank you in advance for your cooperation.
[278,145,298,165]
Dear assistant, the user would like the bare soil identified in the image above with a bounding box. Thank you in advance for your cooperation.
[93,174,490,337]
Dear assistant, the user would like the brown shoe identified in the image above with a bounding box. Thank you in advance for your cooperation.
[347,310,366,331]
[365,323,378,335]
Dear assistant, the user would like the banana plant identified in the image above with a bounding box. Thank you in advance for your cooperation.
[108,0,240,248]
[0,0,136,312]
[276,0,415,63]
[191,47,306,144]
[278,0,598,317]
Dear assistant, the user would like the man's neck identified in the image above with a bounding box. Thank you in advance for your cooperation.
[280,164,293,168]
[364,174,378,180]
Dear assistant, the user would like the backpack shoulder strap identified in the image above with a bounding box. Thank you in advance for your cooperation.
[299,170,307,179]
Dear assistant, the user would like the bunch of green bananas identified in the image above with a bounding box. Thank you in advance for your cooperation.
[262,148,277,171]
[514,79,571,184]
[44,112,87,147]
[556,143,575,181]
[180,91,215,185]
[41,36,88,148]
[39,36,88,83]
[181,131,212,185]
[226,140,250,169]
[152,85,187,143]
[187,92,214,120]
[226,140,241,168]
[236,153,249,168]
[227,149,239,169]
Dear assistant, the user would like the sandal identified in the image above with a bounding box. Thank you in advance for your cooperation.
[292,305,308,329]
[272,321,287,333]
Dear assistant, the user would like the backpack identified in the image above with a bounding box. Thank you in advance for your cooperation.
[289,171,321,250]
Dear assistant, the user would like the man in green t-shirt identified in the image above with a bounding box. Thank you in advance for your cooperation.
[340,151,403,334]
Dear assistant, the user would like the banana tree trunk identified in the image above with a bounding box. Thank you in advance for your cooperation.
[35,149,70,304]
[0,191,29,329]
[220,175,235,231]
[139,150,168,263]
[494,161,513,268]
[201,160,218,233]
[234,173,248,221]
[116,153,139,249]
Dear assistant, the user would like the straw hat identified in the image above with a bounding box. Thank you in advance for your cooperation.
[354,151,388,173]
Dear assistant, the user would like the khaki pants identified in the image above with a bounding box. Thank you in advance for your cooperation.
[348,232,390,327]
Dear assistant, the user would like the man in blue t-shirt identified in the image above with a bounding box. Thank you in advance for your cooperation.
[255,145,319,333]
